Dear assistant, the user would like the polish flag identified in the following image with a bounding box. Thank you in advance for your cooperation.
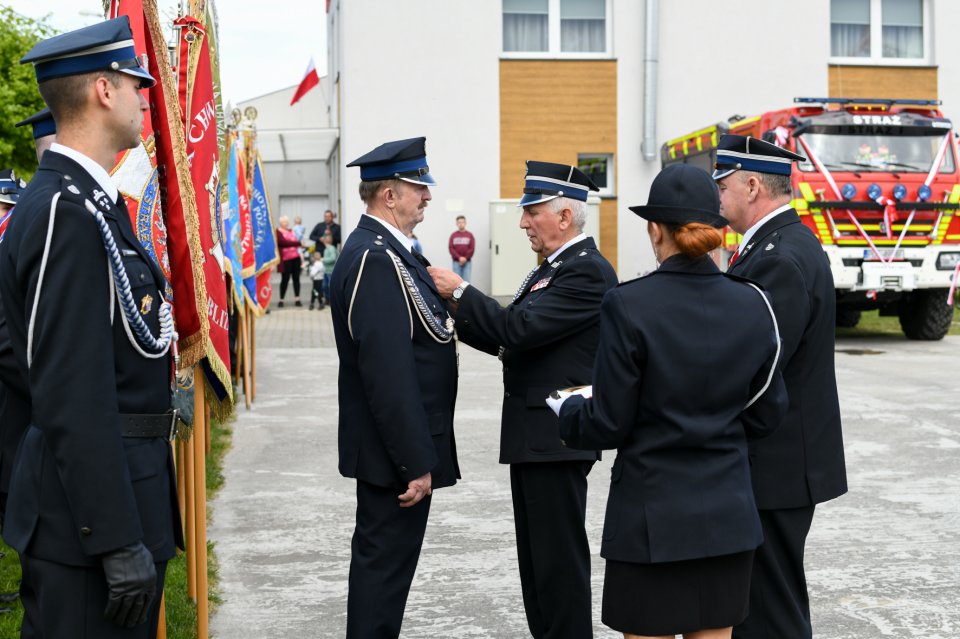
[290,57,320,105]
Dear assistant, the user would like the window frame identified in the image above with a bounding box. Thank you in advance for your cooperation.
[501,0,613,59]
[578,153,615,198]
[829,0,932,66]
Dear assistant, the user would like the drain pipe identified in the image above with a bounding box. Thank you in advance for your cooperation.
[641,0,659,161]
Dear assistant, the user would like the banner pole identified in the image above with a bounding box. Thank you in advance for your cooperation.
[157,594,167,639]
[194,373,210,639]
[249,306,257,403]
[205,390,212,456]
[242,308,252,409]
[176,438,186,538]
[184,415,197,600]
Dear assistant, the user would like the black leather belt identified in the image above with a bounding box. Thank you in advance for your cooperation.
[120,410,179,440]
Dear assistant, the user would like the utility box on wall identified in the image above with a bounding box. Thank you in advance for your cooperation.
[489,197,601,297]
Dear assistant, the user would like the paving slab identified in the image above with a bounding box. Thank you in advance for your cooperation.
[210,308,960,638]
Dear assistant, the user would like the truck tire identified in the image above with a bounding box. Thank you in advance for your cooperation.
[898,289,954,341]
[835,308,861,328]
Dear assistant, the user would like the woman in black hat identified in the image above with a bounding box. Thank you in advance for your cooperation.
[550,164,788,639]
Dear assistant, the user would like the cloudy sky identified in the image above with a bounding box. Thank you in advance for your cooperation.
[5,0,328,104]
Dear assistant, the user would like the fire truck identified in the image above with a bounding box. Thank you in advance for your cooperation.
[662,97,960,340]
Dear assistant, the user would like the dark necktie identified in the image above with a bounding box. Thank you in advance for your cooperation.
[412,249,431,269]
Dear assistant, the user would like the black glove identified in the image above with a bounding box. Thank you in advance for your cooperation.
[101,542,157,628]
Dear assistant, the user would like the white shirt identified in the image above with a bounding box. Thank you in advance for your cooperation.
[737,203,792,254]
[49,143,119,204]
[547,232,587,264]
[363,212,414,253]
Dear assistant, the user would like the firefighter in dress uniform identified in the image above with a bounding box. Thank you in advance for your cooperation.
[714,135,847,639]
[429,160,618,638]
[0,110,57,614]
[0,17,183,638]
[330,137,459,638]
[549,164,788,638]
[1,110,56,525]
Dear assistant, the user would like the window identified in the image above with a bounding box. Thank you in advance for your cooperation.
[578,154,614,197]
[503,0,548,53]
[830,0,928,63]
[503,0,609,56]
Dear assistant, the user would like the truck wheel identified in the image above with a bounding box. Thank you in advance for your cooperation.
[835,308,861,328]
[898,289,954,340]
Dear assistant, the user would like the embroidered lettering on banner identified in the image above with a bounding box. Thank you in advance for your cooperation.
[531,277,551,292]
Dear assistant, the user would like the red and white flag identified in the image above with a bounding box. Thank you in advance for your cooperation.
[290,56,320,106]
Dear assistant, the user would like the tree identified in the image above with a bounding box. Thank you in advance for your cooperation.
[0,8,55,179]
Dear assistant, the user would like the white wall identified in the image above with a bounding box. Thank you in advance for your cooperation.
[933,0,960,114]
[334,0,501,291]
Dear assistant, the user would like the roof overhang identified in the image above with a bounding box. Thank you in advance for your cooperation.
[255,127,339,162]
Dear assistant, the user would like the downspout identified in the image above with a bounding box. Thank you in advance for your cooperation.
[641,0,659,161]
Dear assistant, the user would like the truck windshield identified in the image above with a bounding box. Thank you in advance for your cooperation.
[796,132,955,174]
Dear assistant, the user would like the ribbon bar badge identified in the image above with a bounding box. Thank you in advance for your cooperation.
[531,277,551,292]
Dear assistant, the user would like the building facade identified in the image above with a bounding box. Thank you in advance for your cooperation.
[237,82,338,237]
[328,0,960,287]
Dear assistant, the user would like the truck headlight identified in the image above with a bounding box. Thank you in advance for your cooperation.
[936,252,960,270]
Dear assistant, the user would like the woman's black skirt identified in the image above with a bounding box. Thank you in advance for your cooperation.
[602,549,755,636]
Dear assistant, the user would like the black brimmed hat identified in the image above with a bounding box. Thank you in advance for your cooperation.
[629,164,726,228]
[20,16,155,88]
[712,134,805,180]
[0,169,27,207]
[519,160,599,207]
[346,137,436,186]
[15,107,56,140]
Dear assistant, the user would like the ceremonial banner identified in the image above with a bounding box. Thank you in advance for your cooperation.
[235,145,258,311]
[224,139,246,309]
[107,0,170,291]
[248,154,279,310]
[175,14,232,404]
[110,0,210,368]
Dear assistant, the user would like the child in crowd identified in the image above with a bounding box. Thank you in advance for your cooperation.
[321,231,338,309]
[309,251,326,310]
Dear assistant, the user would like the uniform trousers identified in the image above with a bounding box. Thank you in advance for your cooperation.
[510,460,594,639]
[733,505,816,639]
[19,554,167,639]
[347,479,432,639]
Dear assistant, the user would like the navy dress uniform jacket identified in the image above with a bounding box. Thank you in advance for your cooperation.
[727,209,847,509]
[0,150,183,566]
[559,255,789,564]
[331,215,459,490]
[454,237,619,464]
[0,289,29,503]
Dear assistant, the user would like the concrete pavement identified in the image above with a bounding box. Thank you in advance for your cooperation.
[209,305,960,638]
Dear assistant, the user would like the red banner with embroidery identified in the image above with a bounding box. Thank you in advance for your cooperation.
[110,0,210,369]
[175,15,232,404]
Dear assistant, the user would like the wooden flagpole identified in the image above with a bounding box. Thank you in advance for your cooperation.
[249,306,257,403]
[193,372,210,639]
[156,594,167,639]
[237,306,251,409]
[184,419,197,600]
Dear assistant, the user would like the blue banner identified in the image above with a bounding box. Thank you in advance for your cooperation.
[223,141,245,308]
[250,154,279,274]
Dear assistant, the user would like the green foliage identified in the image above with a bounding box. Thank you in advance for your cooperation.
[0,7,55,180]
